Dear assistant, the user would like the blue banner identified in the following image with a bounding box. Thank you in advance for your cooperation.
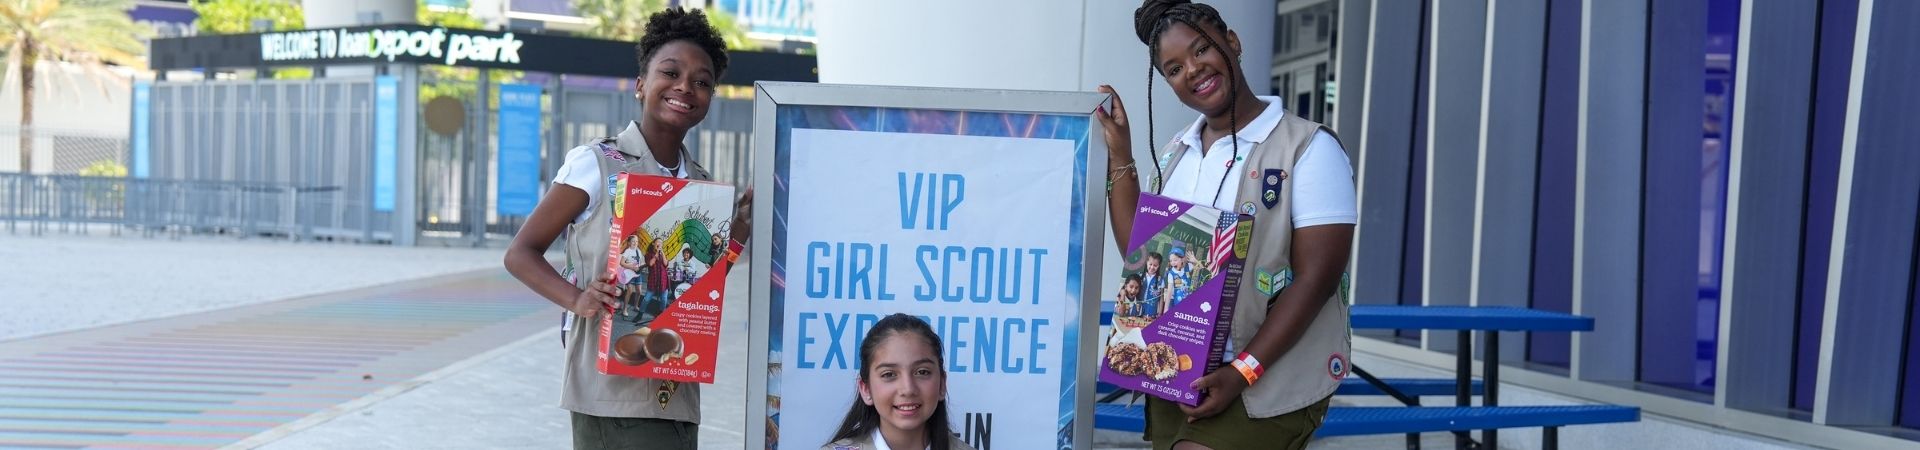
[373,76,398,212]
[495,83,542,216]
[131,82,150,179]
[716,0,815,40]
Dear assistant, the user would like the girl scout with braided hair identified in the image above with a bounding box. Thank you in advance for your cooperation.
[1096,1,1357,448]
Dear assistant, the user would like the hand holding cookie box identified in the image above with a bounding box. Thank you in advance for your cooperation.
[1099,192,1251,406]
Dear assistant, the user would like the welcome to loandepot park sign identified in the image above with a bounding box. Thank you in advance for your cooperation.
[150,25,816,83]
[262,27,524,66]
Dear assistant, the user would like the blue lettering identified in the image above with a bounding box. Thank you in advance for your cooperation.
[825,313,851,370]
[949,316,970,373]
[997,248,1023,304]
[1002,318,1025,373]
[878,244,896,300]
[1030,319,1049,374]
[969,247,994,303]
[798,312,817,369]
[897,172,924,230]
[848,243,873,300]
[940,173,965,230]
[1028,249,1048,305]
[942,246,965,301]
[974,317,996,373]
[805,242,830,299]
[833,242,846,299]
[915,245,937,301]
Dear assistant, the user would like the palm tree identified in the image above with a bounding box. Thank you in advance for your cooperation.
[0,0,146,173]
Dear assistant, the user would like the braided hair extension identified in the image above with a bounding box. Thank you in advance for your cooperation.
[1134,0,1242,204]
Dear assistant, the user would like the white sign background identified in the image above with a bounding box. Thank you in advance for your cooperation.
[778,128,1076,449]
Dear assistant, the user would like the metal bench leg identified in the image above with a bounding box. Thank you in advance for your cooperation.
[1456,330,1472,450]
[1485,331,1499,449]
[1407,396,1421,450]
[1544,426,1558,450]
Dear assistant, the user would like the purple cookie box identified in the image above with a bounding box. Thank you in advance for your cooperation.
[1098,193,1250,406]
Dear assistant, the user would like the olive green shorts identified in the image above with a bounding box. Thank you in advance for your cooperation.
[1144,394,1331,450]
[570,412,696,450]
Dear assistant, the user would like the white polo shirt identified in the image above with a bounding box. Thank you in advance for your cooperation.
[1158,96,1356,228]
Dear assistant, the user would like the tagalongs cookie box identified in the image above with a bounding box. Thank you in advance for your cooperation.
[1098,192,1251,406]
[598,173,735,384]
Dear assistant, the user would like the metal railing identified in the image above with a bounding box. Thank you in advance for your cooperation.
[1,172,350,241]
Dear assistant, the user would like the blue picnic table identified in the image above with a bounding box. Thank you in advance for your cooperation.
[1348,305,1595,450]
[1095,302,1631,450]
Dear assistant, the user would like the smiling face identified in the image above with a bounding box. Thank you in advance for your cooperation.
[634,40,716,134]
[1168,252,1186,269]
[857,332,946,437]
[1145,256,1163,274]
[1153,21,1244,118]
[1123,278,1143,298]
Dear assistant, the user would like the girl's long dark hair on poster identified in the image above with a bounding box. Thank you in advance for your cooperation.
[825,313,954,450]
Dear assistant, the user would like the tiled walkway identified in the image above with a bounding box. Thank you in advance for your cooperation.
[0,271,553,449]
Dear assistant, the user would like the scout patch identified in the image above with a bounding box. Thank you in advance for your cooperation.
[657,380,677,409]
[1254,267,1294,297]
[596,141,627,162]
[1239,202,1257,216]
[1328,353,1349,380]
[1261,168,1285,209]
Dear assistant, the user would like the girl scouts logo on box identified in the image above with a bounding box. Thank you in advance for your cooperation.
[1137,202,1181,217]
[631,184,669,197]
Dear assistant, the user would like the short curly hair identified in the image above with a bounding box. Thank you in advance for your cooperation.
[636,7,731,78]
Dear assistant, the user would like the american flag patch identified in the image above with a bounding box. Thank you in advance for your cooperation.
[1210,216,1238,275]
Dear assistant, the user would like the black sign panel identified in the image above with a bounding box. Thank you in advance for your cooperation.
[149,24,817,84]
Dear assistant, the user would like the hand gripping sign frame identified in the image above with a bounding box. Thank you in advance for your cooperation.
[747,82,1108,450]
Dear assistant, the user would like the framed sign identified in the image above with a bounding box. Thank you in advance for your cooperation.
[746,82,1107,450]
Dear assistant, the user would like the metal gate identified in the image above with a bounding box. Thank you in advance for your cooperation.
[148,78,390,241]
[417,72,753,245]
[128,74,752,245]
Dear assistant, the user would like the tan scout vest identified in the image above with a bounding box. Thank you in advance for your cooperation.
[1155,114,1352,418]
[560,121,714,422]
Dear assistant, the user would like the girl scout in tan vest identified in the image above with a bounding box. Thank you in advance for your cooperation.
[504,8,752,450]
[1097,1,1357,449]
